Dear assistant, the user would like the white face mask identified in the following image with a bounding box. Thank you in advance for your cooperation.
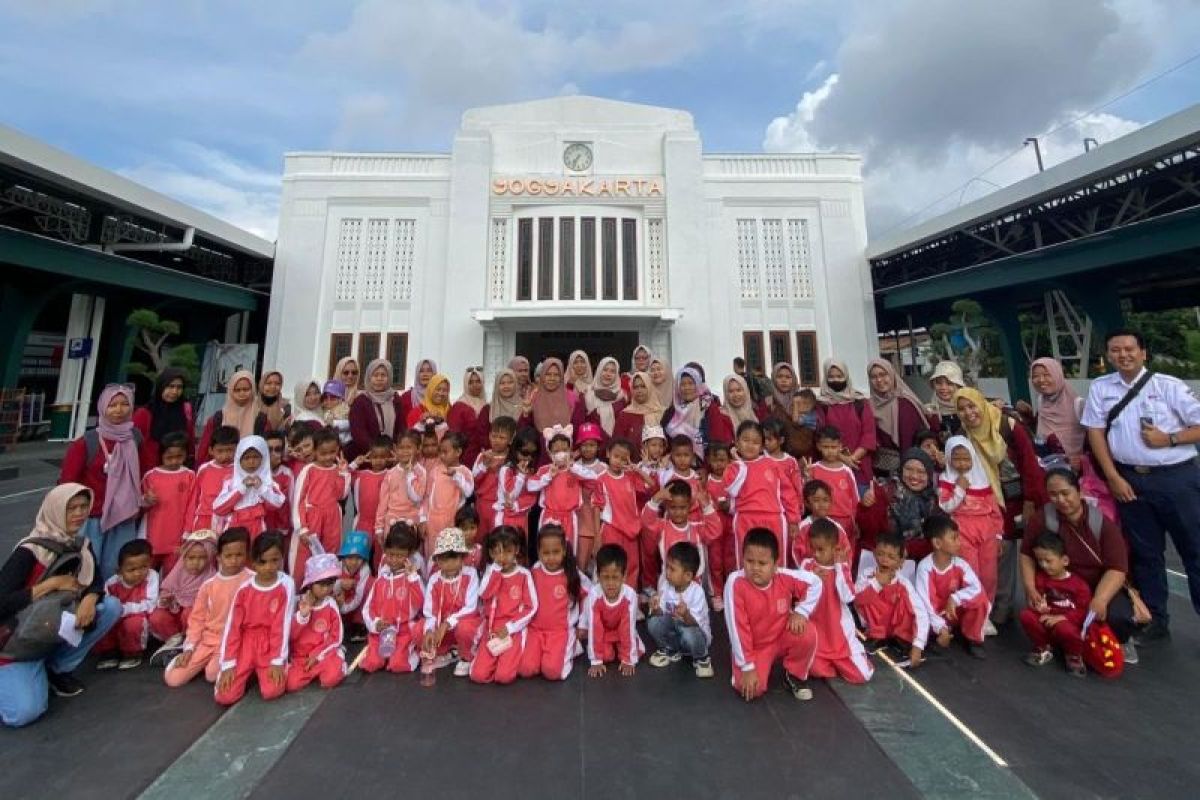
[552,451,571,466]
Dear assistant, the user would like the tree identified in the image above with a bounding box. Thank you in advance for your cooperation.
[125,309,200,389]
[927,299,1004,381]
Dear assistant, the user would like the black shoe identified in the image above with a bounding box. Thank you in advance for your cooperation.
[862,638,886,654]
[783,672,813,701]
[47,670,85,698]
[966,642,987,660]
[1133,619,1171,646]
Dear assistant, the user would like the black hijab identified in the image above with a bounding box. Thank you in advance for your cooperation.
[147,368,188,443]
[889,447,940,542]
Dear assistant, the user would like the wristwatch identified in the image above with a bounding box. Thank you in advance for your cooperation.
[1168,432,1178,447]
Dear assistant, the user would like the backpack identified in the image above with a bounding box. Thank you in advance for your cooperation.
[1042,504,1103,544]
[84,427,143,464]
[0,538,84,661]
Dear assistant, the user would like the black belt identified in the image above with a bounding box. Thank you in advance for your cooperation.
[1115,458,1198,475]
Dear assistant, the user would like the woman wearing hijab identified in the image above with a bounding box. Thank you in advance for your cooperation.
[927,360,966,442]
[867,358,931,478]
[648,356,674,412]
[349,358,404,461]
[449,367,488,466]
[583,357,627,439]
[566,351,594,394]
[508,356,534,402]
[530,358,584,459]
[257,370,289,433]
[473,368,532,457]
[1024,357,1086,458]
[955,386,1047,627]
[406,373,452,430]
[132,368,195,469]
[857,448,943,573]
[716,374,764,444]
[761,363,811,459]
[398,358,437,425]
[59,384,143,579]
[334,357,362,404]
[196,370,263,463]
[621,344,655,395]
[0,485,122,724]
[613,371,664,446]
[290,378,326,431]
[816,359,876,486]
[663,365,723,459]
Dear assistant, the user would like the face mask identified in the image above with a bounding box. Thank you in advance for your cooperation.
[552,451,570,466]
[827,380,848,393]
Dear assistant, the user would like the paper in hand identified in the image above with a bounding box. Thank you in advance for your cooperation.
[58,611,83,648]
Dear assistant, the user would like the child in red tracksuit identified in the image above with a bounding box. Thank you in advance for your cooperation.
[854,531,930,668]
[185,426,238,534]
[640,480,722,585]
[705,443,736,612]
[1020,531,1093,677]
[798,520,873,684]
[213,437,286,539]
[94,539,158,670]
[763,419,804,504]
[808,426,862,541]
[636,425,668,595]
[520,525,592,681]
[592,439,652,591]
[422,528,482,678]
[527,432,597,555]
[722,421,801,568]
[362,523,425,673]
[723,528,821,702]
[581,544,644,677]
[286,553,347,692]
[470,527,537,685]
[140,432,194,572]
[215,532,294,705]
[351,437,391,535]
[374,432,427,572]
[472,416,516,539]
[938,436,1003,605]
[291,430,351,580]
[792,481,853,566]
[494,431,540,538]
[914,517,990,658]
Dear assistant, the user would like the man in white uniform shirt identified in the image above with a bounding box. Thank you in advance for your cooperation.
[1083,329,1200,644]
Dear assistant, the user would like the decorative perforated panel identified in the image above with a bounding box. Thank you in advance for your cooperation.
[334,218,362,301]
[736,218,759,300]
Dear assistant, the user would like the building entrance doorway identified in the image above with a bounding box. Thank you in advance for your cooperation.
[514,330,640,375]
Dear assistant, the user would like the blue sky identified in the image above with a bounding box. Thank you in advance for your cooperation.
[2,0,1197,239]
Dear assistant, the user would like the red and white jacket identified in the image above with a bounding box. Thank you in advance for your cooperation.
[336,563,372,616]
[526,462,597,517]
[640,501,723,578]
[721,456,801,524]
[362,565,425,632]
[290,596,344,664]
[529,563,592,634]
[580,583,644,666]
[219,574,295,671]
[591,469,645,538]
[422,567,481,633]
[104,571,160,618]
[184,461,233,533]
[854,568,931,650]
[723,568,821,673]
[351,468,388,534]
[913,555,984,635]
[476,564,538,636]
[140,467,195,555]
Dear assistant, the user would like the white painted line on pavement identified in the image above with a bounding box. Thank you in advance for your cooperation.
[1167,568,1187,578]
[0,485,52,502]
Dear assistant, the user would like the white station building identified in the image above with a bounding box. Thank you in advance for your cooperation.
[265,96,877,390]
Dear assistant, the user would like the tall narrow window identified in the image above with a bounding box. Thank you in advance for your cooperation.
[796,331,819,387]
[516,218,533,301]
[386,333,408,388]
[601,217,618,300]
[742,332,765,376]
[537,217,554,300]
[768,331,792,370]
[621,218,638,300]
[558,218,575,300]
[328,333,352,378]
[357,332,381,370]
[580,217,596,300]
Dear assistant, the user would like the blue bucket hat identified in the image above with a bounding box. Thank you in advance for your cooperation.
[339,530,371,561]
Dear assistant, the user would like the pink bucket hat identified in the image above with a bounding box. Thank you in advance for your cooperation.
[302,553,341,589]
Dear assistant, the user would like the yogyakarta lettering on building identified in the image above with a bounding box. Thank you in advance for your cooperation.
[492,177,665,197]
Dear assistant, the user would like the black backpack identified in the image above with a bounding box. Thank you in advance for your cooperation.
[84,427,143,464]
[0,538,84,661]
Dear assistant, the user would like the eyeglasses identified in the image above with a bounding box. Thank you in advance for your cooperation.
[343,369,359,376]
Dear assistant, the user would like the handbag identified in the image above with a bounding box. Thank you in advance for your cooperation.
[873,446,901,476]
[0,590,78,662]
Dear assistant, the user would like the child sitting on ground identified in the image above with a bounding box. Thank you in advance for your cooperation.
[286,553,347,693]
[95,539,157,670]
[164,527,252,688]
[140,431,194,572]
[914,516,989,659]
[215,531,294,705]
[581,544,644,677]
[799,519,873,684]
[520,525,592,682]
[361,523,425,674]
[792,480,853,566]
[854,530,929,667]
[647,542,713,678]
[1019,532,1092,678]
[723,528,821,702]
[470,526,536,685]
[422,528,482,677]
[335,531,373,640]
[149,530,216,665]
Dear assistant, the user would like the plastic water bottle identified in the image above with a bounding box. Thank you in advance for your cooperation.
[420,651,436,688]
[379,626,397,659]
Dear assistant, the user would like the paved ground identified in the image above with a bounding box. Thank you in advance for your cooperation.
[2,440,1198,800]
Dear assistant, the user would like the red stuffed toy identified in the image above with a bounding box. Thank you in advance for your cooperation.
[1083,621,1124,679]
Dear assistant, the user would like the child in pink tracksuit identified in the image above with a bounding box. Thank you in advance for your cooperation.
[286,553,347,692]
[422,432,474,561]
[581,544,645,677]
[215,532,294,705]
[291,430,351,580]
[362,524,425,674]
[422,528,482,678]
[94,539,158,670]
[470,527,537,685]
[938,436,1003,605]
[520,525,592,681]
[164,528,253,688]
[915,517,990,658]
[213,437,286,539]
[374,431,427,571]
[798,520,873,684]
[527,430,597,555]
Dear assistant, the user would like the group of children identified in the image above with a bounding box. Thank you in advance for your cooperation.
[88,407,1101,707]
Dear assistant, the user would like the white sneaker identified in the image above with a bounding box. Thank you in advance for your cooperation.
[433,653,455,670]
[983,620,999,637]
[149,635,185,667]
[117,657,142,670]
[649,650,680,668]
[694,658,715,679]
[453,660,472,677]
[1122,642,1139,665]
[96,658,119,671]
